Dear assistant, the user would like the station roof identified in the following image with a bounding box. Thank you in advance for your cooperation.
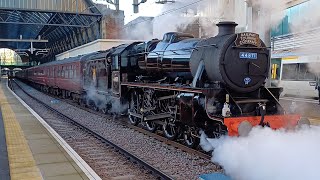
[0,0,102,60]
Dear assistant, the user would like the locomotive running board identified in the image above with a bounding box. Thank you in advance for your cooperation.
[129,112,172,121]
[144,113,172,121]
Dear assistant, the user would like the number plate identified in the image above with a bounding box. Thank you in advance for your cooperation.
[239,52,258,59]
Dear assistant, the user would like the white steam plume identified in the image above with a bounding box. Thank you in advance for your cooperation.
[201,126,320,180]
[132,0,288,40]
[251,0,287,27]
[85,86,128,114]
[123,17,154,40]
[290,1,320,76]
[152,0,200,39]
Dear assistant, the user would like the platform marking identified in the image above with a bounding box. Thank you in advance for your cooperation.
[280,97,319,104]
[7,81,102,180]
[0,85,43,180]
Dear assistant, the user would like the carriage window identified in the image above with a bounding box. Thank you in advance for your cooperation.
[70,69,73,78]
[61,67,64,77]
[58,67,61,77]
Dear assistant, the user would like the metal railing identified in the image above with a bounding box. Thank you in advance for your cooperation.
[271,26,320,54]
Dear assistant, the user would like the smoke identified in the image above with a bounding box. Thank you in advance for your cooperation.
[152,0,232,38]
[84,61,128,115]
[152,0,199,38]
[123,17,154,40]
[86,86,128,114]
[290,1,320,76]
[289,0,320,33]
[128,0,289,40]
[124,0,244,39]
[308,61,320,77]
[251,0,287,27]
[285,0,320,76]
[200,126,320,180]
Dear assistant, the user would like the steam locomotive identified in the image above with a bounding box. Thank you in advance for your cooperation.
[16,22,308,148]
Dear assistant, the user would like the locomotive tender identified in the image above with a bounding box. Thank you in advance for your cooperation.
[16,22,308,148]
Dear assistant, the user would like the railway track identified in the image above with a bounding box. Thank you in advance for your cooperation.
[58,99,212,161]
[18,80,212,161]
[11,79,174,180]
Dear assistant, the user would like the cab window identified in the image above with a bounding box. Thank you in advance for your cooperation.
[112,56,119,70]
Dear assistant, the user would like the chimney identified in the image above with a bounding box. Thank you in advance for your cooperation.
[217,21,238,36]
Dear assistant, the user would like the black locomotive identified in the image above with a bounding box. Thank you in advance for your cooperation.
[17,22,306,148]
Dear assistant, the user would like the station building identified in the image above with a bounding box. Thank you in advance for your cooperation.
[271,0,320,98]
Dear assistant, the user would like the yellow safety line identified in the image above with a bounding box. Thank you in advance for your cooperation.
[309,118,320,126]
[0,84,42,180]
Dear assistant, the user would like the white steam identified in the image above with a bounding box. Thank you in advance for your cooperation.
[153,0,240,38]
[126,0,290,40]
[152,0,200,38]
[123,17,154,40]
[201,126,320,180]
[85,87,128,114]
[251,0,287,27]
[290,1,320,76]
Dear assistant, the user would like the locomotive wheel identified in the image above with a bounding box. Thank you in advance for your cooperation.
[183,132,199,149]
[129,115,139,126]
[145,121,157,132]
[163,120,179,140]
[129,92,140,126]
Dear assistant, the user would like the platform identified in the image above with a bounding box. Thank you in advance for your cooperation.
[0,78,100,180]
[279,97,320,126]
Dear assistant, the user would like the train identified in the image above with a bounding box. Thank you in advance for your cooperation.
[16,21,310,148]
[271,56,319,99]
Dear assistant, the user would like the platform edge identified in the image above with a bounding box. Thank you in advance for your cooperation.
[7,81,102,180]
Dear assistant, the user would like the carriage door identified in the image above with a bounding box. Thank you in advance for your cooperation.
[106,57,112,89]
[112,55,120,95]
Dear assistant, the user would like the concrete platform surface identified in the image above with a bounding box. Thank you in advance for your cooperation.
[0,78,100,180]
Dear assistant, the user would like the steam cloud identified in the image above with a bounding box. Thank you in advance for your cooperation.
[126,0,290,40]
[85,87,128,114]
[152,0,236,38]
[201,126,320,180]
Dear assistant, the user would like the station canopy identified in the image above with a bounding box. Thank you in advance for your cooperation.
[0,0,102,61]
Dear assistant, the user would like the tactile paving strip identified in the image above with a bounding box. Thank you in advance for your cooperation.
[0,86,43,180]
